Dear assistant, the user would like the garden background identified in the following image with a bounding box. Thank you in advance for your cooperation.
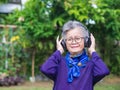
[0,0,120,90]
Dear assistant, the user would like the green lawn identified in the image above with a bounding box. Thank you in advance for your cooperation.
[0,87,51,90]
[94,83,120,90]
[0,83,119,90]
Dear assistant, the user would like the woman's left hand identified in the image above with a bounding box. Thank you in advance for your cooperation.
[88,33,96,55]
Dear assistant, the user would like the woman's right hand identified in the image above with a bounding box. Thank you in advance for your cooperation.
[56,36,64,54]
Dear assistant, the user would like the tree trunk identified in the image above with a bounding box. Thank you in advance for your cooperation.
[32,48,36,82]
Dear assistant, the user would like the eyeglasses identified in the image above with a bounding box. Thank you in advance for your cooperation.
[65,37,84,44]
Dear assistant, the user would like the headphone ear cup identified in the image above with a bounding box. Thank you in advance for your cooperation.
[61,40,67,50]
[84,33,91,48]
[87,37,91,48]
[84,37,88,47]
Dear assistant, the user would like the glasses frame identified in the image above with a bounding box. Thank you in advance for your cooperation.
[65,37,85,44]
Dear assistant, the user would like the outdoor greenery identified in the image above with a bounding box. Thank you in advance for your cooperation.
[0,0,120,82]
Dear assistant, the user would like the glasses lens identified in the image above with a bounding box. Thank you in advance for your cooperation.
[66,37,84,43]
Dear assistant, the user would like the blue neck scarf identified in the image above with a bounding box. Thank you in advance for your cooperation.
[65,49,89,83]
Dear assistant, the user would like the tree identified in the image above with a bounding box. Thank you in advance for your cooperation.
[5,0,57,80]
[2,0,120,77]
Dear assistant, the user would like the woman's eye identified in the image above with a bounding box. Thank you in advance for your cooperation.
[68,38,72,41]
[76,38,81,40]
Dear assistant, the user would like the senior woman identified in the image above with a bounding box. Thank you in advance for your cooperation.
[40,20,110,90]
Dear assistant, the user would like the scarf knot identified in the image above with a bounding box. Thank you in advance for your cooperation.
[65,49,89,83]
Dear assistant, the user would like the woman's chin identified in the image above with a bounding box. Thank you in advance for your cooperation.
[70,50,83,55]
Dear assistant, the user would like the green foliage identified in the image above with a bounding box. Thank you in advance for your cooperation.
[0,0,120,76]
[0,28,25,76]
[0,0,8,4]
[87,0,120,75]
[2,0,57,76]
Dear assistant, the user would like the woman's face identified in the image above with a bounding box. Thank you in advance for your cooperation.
[65,28,84,56]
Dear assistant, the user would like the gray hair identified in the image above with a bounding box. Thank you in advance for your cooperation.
[62,20,89,39]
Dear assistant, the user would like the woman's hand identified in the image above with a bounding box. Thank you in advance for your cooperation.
[56,36,64,54]
[88,34,96,55]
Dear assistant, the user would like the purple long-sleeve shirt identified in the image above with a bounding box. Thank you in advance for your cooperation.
[40,50,110,90]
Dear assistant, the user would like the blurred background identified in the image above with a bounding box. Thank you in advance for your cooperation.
[0,0,120,90]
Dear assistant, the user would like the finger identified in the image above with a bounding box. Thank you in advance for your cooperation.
[59,37,63,43]
[90,33,94,40]
[56,35,59,43]
[90,33,93,37]
[91,34,95,40]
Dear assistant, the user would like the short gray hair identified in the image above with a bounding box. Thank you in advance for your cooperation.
[62,20,89,39]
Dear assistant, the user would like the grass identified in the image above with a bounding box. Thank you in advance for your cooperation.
[0,87,52,90]
[0,81,53,90]
[0,83,119,90]
[94,83,120,90]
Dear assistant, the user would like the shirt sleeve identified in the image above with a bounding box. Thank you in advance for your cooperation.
[40,50,62,81]
[91,52,110,85]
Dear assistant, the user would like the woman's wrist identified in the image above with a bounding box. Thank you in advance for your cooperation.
[88,49,96,55]
[57,49,64,54]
